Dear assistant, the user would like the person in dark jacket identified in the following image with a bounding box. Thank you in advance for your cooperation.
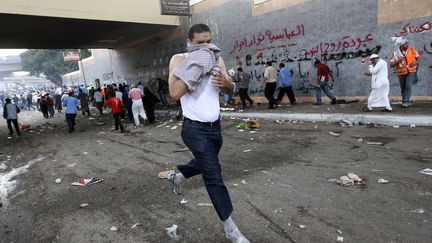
[143,87,159,124]
[3,98,21,136]
[39,95,49,118]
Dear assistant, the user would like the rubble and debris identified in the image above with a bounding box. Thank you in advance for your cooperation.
[55,178,62,184]
[241,179,247,184]
[243,120,262,129]
[220,107,235,111]
[314,124,318,129]
[329,132,340,137]
[393,125,400,128]
[367,142,383,145]
[330,173,365,186]
[173,148,189,153]
[80,203,89,208]
[419,168,432,176]
[180,199,188,204]
[243,149,252,153]
[166,224,179,240]
[337,229,343,235]
[299,225,306,229]
[110,226,118,231]
[131,223,140,229]
[411,208,425,214]
[158,170,175,179]
[378,178,389,184]
[171,126,178,130]
[337,236,344,242]
[197,203,213,207]
[410,124,416,128]
[275,120,284,124]
[71,177,103,186]
[357,138,364,143]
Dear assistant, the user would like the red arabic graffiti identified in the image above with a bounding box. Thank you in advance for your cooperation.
[306,34,374,56]
[395,21,432,37]
[230,24,305,53]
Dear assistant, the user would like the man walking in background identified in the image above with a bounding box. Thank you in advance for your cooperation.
[3,98,21,137]
[237,67,254,109]
[313,59,337,105]
[277,63,296,105]
[261,61,278,109]
[63,90,80,133]
[390,39,420,108]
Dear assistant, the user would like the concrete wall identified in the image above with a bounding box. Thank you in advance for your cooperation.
[189,0,432,98]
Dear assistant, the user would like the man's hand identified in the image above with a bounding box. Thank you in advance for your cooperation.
[213,74,233,94]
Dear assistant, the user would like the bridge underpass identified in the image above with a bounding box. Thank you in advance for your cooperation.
[0,0,183,49]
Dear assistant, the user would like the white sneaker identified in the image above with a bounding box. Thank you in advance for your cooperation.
[225,229,250,243]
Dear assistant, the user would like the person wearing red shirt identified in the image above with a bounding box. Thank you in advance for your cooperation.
[313,59,337,105]
[104,94,125,132]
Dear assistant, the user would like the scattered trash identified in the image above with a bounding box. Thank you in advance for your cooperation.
[80,203,89,208]
[197,203,213,207]
[180,199,188,204]
[411,208,425,214]
[233,183,239,187]
[241,179,247,184]
[243,149,252,153]
[337,229,343,235]
[238,129,244,132]
[340,119,352,126]
[243,120,262,129]
[235,123,244,129]
[20,124,31,130]
[82,152,88,155]
[331,173,365,187]
[367,142,383,145]
[299,225,306,229]
[166,224,179,240]
[250,138,255,141]
[329,132,340,137]
[131,223,140,229]
[0,163,7,171]
[337,236,344,242]
[378,178,389,184]
[171,126,178,130]
[410,124,416,128]
[173,148,189,153]
[393,125,400,128]
[55,178,62,184]
[357,138,364,143]
[371,169,383,172]
[66,163,77,168]
[71,177,104,187]
[158,170,175,179]
[275,120,284,124]
[220,107,235,111]
[89,117,95,120]
[314,124,318,129]
[419,168,432,176]
[249,131,257,134]
[110,226,118,231]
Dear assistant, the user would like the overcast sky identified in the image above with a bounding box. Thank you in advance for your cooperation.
[0,49,27,57]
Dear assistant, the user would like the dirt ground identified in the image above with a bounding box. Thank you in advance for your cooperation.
[0,107,431,243]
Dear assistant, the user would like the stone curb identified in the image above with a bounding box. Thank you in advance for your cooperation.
[220,112,432,126]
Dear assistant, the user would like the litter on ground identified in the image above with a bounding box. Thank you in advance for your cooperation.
[71,177,103,187]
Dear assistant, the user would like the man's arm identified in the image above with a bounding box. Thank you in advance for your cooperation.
[213,57,234,95]
[261,67,269,88]
[168,54,189,100]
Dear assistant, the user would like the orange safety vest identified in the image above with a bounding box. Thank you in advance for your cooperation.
[394,47,418,76]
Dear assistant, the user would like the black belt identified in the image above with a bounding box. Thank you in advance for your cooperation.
[183,117,220,127]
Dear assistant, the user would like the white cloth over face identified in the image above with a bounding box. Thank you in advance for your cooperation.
[367,59,392,110]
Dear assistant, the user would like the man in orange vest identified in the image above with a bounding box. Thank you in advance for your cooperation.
[390,39,420,108]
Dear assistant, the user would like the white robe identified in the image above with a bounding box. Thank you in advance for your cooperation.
[368,59,391,110]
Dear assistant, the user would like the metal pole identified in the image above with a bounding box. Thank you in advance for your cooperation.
[109,49,116,84]
[78,49,88,91]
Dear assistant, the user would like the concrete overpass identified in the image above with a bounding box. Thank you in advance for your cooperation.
[0,0,184,49]
[0,55,22,80]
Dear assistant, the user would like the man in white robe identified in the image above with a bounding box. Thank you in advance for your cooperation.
[364,54,392,112]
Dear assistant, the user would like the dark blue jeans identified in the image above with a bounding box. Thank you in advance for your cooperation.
[178,118,233,221]
[65,113,77,132]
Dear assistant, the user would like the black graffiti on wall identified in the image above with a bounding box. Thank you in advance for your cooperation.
[425,42,432,54]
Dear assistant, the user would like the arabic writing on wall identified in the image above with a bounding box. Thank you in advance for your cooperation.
[230,24,305,53]
[394,21,432,37]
